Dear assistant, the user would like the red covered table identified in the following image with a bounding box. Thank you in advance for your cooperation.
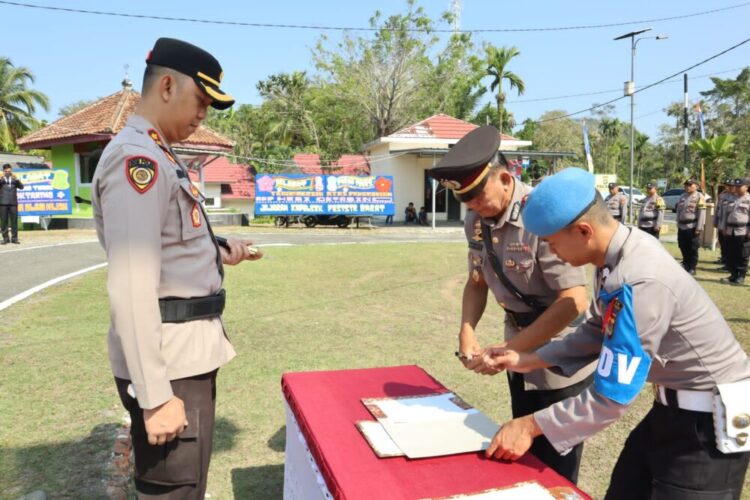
[281,365,590,499]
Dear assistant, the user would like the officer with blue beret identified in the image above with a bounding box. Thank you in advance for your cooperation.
[427,126,595,483]
[482,168,750,499]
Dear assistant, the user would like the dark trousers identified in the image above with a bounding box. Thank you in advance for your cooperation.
[678,228,700,271]
[605,403,749,500]
[726,234,750,278]
[115,370,217,500]
[639,226,660,239]
[507,372,593,484]
[0,204,18,241]
[718,231,727,263]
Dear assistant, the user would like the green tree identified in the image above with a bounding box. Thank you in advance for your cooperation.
[0,57,49,151]
[257,71,320,151]
[484,45,525,136]
[597,118,622,174]
[689,135,736,199]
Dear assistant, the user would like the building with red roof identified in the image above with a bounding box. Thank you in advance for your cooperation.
[362,114,532,222]
[186,156,255,216]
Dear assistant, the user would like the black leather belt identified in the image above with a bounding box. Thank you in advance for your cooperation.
[727,222,749,227]
[159,289,225,323]
[505,309,544,329]
[640,216,657,221]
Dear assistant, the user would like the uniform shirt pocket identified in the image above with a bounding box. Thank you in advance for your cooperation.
[176,183,205,241]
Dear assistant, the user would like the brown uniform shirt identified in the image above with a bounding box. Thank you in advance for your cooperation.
[464,181,595,390]
[92,115,235,409]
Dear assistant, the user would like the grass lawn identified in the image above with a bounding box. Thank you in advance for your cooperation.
[0,241,747,499]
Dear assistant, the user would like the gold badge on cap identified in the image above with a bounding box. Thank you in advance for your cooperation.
[126,156,158,194]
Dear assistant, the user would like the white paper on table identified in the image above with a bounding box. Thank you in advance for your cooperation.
[362,392,476,423]
[419,481,557,499]
[355,420,404,457]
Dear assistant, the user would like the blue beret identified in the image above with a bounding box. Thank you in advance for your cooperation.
[522,168,597,237]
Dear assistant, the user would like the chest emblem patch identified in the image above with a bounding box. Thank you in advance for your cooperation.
[126,156,158,194]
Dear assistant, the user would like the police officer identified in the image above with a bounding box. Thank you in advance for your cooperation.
[0,163,24,244]
[604,183,627,223]
[637,182,665,239]
[717,179,737,271]
[429,126,595,483]
[92,38,262,499]
[675,178,706,275]
[482,168,750,499]
[722,177,750,285]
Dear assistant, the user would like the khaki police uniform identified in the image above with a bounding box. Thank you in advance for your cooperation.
[533,224,750,498]
[605,191,627,222]
[637,193,665,238]
[715,187,732,265]
[675,188,706,273]
[463,180,595,483]
[92,36,237,499]
[724,183,750,283]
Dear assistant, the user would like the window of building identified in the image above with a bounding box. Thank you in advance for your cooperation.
[78,149,103,185]
[220,183,232,195]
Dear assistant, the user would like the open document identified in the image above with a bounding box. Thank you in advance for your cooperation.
[359,392,499,459]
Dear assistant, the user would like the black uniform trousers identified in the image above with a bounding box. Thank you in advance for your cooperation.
[605,402,749,500]
[677,228,700,272]
[639,226,660,239]
[725,234,750,279]
[115,370,217,500]
[718,231,727,263]
[507,372,593,484]
[0,204,19,241]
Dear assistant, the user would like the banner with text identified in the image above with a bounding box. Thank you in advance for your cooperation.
[255,174,395,216]
[16,169,72,216]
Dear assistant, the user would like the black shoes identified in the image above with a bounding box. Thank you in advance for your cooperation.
[11,239,19,244]
[1,239,8,245]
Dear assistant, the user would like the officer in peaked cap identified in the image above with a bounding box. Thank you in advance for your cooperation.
[92,37,260,498]
[675,178,706,275]
[722,177,750,284]
[427,126,595,483]
[714,178,736,269]
[482,168,750,499]
[604,182,627,222]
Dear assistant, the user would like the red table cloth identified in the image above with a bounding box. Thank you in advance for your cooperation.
[281,364,590,500]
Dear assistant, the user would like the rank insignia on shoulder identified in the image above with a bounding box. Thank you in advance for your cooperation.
[509,201,521,222]
[190,184,202,198]
[191,203,202,228]
[126,156,158,194]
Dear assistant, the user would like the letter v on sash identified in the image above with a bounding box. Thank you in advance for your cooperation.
[617,354,641,385]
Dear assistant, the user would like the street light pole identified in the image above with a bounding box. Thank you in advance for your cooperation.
[614,28,667,223]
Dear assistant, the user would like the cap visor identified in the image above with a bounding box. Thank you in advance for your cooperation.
[197,80,235,110]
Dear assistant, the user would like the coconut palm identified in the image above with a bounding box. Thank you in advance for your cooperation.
[0,58,49,151]
[485,46,525,136]
[690,134,736,199]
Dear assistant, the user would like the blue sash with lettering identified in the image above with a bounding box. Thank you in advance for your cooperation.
[594,284,652,405]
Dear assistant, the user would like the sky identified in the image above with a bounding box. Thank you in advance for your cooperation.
[3,0,750,143]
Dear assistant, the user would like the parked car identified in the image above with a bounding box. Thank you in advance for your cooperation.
[618,186,646,205]
[662,188,712,212]
[302,214,351,228]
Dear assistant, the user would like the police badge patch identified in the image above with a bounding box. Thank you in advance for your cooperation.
[191,203,202,228]
[126,156,158,194]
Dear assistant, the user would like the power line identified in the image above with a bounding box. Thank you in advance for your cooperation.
[0,0,748,33]
[533,37,750,124]
[507,67,747,104]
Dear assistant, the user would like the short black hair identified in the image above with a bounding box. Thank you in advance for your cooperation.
[2,164,11,170]
[141,64,185,95]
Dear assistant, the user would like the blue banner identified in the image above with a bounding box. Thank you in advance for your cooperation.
[16,169,72,215]
[254,174,395,216]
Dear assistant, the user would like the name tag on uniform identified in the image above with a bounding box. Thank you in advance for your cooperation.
[594,284,651,405]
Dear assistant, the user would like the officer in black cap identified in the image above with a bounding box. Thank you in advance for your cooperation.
[675,178,706,275]
[637,182,665,239]
[605,182,628,222]
[428,126,594,483]
[722,177,750,284]
[92,38,261,499]
[715,178,736,269]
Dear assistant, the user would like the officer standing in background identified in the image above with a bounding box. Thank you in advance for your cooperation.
[604,183,627,223]
[716,179,736,271]
[722,177,750,285]
[92,38,262,499]
[636,182,665,239]
[482,168,750,499]
[675,178,706,275]
[429,126,594,483]
[0,163,24,244]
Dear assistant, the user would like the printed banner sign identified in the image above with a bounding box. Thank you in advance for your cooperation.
[16,169,72,215]
[255,174,395,216]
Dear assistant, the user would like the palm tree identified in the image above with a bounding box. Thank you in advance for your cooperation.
[690,134,735,200]
[598,118,621,173]
[257,71,320,151]
[485,46,525,136]
[0,58,49,151]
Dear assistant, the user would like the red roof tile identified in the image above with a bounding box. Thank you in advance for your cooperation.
[187,156,255,200]
[389,114,518,141]
[17,87,233,151]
